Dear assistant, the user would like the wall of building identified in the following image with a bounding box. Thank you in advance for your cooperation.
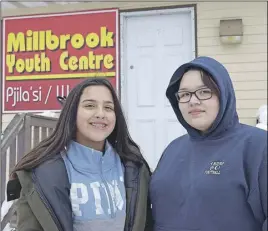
[197,2,267,125]
[1,1,267,131]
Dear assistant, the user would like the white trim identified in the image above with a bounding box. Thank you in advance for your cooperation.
[3,109,61,114]
[190,8,197,59]
[120,6,196,117]
[3,9,118,20]
[2,21,6,113]
[115,9,119,95]
[120,7,194,17]
[119,13,128,115]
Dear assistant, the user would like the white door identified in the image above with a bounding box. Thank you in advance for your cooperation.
[122,9,195,170]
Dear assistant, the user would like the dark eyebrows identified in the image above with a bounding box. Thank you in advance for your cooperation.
[178,85,207,92]
[81,99,114,104]
[104,101,114,105]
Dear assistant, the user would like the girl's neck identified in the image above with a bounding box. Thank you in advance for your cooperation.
[75,137,105,153]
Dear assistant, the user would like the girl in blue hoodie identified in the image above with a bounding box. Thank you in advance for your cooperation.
[8,78,153,231]
[150,56,267,231]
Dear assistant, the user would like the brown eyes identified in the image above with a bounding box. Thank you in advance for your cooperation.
[84,104,114,111]
[175,88,213,103]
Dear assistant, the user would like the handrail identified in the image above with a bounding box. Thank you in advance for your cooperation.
[1,114,25,154]
[1,113,58,230]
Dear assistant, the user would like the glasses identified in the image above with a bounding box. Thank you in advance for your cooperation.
[175,88,213,103]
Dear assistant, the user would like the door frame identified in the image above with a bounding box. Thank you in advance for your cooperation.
[119,6,197,118]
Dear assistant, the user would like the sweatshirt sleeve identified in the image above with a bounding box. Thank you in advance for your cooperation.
[260,152,267,231]
[247,149,267,231]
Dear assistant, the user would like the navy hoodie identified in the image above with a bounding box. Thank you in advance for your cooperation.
[149,56,267,231]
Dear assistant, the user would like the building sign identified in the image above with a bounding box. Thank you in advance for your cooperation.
[2,9,119,113]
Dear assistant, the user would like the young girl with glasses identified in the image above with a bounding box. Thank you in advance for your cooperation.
[150,56,267,231]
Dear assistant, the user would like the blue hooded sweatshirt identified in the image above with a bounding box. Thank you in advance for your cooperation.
[62,141,126,231]
[149,56,267,231]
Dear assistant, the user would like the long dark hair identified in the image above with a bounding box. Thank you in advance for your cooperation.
[11,78,149,177]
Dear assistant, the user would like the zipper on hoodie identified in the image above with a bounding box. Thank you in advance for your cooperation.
[100,158,116,218]
[32,172,64,231]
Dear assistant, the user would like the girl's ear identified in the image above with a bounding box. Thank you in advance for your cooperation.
[57,96,66,106]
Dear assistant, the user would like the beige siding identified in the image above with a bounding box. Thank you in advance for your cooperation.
[1,1,267,128]
[197,2,267,126]
[236,90,267,100]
